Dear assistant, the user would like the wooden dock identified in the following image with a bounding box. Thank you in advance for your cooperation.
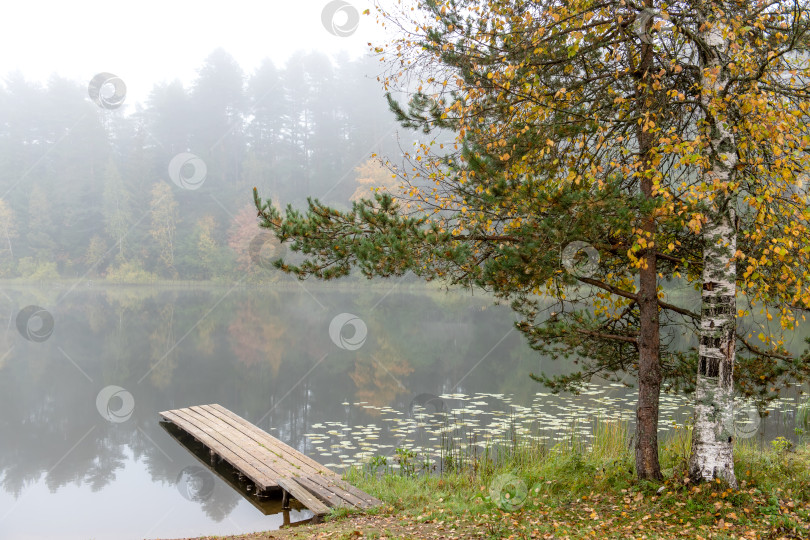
[159,403,381,520]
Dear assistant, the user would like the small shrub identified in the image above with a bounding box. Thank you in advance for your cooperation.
[394,447,418,477]
[105,261,159,284]
[17,257,60,281]
[771,436,793,454]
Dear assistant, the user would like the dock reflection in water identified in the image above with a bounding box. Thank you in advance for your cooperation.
[161,422,314,526]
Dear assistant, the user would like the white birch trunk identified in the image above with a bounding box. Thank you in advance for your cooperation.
[4,230,12,260]
[689,213,738,487]
[688,11,739,488]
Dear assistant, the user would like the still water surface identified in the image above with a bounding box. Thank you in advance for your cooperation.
[0,284,805,539]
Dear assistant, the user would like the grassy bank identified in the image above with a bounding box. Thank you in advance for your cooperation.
[172,422,810,540]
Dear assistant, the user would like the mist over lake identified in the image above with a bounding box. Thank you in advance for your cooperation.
[0,284,805,539]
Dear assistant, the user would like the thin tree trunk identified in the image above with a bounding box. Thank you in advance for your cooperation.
[5,230,12,260]
[634,0,663,481]
[688,5,739,488]
[636,199,663,480]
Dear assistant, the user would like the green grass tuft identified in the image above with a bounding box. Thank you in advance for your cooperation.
[337,419,810,539]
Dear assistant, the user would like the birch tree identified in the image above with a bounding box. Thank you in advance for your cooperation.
[0,198,17,261]
[102,159,133,261]
[149,182,178,277]
[679,0,810,486]
[688,3,742,489]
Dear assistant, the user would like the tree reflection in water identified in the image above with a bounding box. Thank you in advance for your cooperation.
[1,285,535,535]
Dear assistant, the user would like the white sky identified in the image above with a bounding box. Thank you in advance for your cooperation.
[0,0,386,106]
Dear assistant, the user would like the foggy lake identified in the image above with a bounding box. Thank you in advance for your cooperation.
[0,283,806,539]
[2,0,810,537]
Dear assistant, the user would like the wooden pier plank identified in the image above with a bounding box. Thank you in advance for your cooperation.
[304,473,382,508]
[162,409,278,490]
[159,410,277,490]
[174,407,289,486]
[293,475,354,508]
[276,477,331,517]
[160,404,382,516]
[204,404,336,478]
[169,407,280,480]
[183,406,298,480]
[189,406,310,480]
[205,404,334,473]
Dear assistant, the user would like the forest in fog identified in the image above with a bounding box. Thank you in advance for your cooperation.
[0,48,405,281]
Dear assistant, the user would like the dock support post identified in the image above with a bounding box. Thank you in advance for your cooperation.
[282,489,290,509]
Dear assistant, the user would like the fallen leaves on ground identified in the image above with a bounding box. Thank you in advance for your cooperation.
[164,482,810,540]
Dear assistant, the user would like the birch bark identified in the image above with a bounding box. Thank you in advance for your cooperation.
[688,7,739,488]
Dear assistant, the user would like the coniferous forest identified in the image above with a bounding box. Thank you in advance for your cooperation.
[0,48,404,282]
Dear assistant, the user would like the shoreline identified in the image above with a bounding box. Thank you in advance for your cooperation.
[157,430,810,540]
